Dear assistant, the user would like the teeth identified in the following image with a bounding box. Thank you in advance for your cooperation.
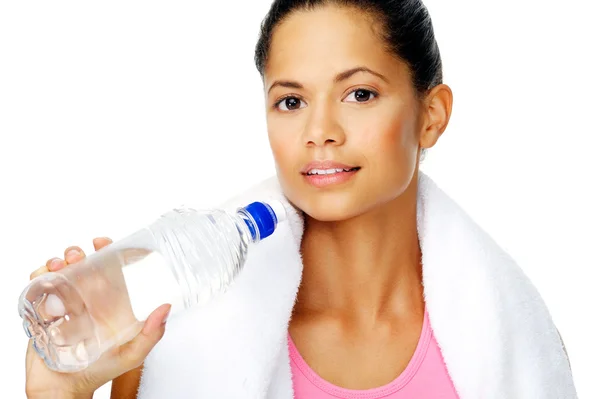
[307,168,355,175]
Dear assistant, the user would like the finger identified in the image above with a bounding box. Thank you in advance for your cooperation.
[117,304,171,370]
[93,237,113,251]
[64,246,85,265]
[141,304,171,335]
[45,257,66,272]
[29,265,49,280]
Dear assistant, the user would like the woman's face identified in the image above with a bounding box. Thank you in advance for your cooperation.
[264,6,428,222]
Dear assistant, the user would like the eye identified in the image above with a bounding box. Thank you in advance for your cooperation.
[275,96,307,111]
[344,88,378,103]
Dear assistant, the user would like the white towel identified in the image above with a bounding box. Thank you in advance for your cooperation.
[137,171,577,399]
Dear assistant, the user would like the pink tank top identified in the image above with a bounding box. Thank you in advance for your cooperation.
[288,310,460,398]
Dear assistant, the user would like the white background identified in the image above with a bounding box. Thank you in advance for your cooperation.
[1,0,598,397]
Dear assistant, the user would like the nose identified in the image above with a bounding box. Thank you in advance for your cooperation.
[302,104,346,147]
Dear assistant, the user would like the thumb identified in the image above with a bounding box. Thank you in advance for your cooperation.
[117,304,171,370]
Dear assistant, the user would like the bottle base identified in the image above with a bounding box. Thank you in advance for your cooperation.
[19,273,101,373]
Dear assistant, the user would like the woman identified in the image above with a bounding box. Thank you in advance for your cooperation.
[25,1,576,398]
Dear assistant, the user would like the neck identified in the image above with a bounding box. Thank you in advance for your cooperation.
[296,175,424,325]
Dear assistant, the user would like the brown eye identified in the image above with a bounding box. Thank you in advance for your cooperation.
[355,89,370,102]
[286,98,300,109]
[276,96,307,111]
[343,89,378,103]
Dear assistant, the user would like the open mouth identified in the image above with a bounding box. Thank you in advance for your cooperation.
[305,167,361,176]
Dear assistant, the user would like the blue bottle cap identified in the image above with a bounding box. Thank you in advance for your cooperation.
[243,201,278,241]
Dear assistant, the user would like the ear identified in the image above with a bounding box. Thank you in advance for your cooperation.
[419,84,453,149]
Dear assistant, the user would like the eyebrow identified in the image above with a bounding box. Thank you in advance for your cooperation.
[267,66,389,94]
[334,66,389,84]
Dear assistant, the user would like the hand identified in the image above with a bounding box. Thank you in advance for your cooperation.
[25,238,171,398]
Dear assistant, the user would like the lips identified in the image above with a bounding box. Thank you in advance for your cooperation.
[300,160,361,175]
[300,160,361,188]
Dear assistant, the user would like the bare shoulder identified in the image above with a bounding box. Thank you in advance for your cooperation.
[110,365,143,399]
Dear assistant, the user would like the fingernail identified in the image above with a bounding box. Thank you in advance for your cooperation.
[162,306,172,325]
[49,258,64,271]
[66,249,81,261]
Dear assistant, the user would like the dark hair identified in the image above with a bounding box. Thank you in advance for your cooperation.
[254,0,443,97]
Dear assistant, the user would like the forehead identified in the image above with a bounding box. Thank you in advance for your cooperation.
[265,5,410,85]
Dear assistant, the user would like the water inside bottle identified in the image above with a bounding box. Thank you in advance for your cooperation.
[20,247,180,372]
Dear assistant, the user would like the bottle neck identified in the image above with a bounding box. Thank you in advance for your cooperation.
[236,209,261,244]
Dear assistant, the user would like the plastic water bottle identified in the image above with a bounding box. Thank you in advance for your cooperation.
[18,200,286,373]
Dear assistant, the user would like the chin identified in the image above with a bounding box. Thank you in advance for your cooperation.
[303,203,358,222]
[285,187,370,222]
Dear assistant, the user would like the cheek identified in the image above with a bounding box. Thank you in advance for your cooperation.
[353,110,418,173]
[267,123,307,210]
[267,118,301,174]
[346,109,420,209]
